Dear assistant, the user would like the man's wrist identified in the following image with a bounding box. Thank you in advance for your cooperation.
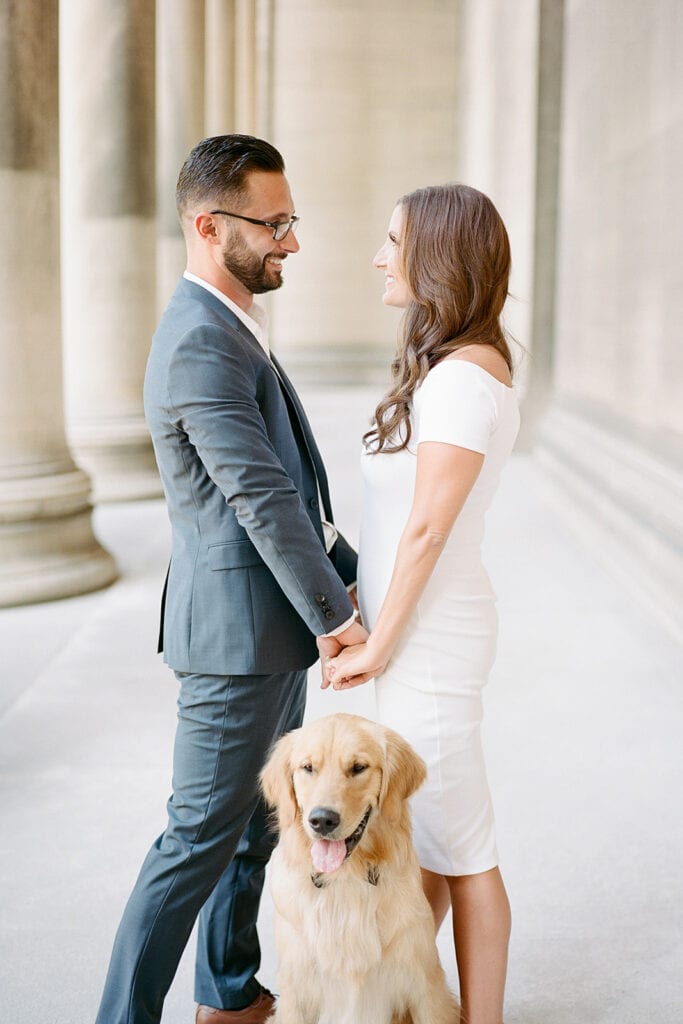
[324,612,357,638]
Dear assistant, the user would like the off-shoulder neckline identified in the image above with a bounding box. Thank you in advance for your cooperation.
[432,358,514,391]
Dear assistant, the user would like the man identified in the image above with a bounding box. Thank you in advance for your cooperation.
[95,135,367,1024]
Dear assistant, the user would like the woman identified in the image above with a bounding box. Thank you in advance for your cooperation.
[327,183,520,1024]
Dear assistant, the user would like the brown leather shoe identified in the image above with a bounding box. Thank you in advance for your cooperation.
[196,989,276,1024]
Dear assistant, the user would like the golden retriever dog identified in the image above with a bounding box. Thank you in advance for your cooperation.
[260,713,459,1024]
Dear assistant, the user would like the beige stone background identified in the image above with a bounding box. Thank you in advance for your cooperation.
[1,0,681,638]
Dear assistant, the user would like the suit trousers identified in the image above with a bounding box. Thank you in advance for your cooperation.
[95,668,308,1024]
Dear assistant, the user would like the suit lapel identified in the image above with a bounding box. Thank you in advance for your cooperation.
[178,279,333,525]
[271,354,334,524]
[179,277,271,364]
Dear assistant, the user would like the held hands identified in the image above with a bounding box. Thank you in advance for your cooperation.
[326,638,389,691]
[316,619,368,690]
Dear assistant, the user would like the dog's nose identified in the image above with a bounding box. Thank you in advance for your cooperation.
[308,806,341,836]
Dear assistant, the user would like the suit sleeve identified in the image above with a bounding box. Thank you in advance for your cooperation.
[166,324,354,636]
[330,532,358,588]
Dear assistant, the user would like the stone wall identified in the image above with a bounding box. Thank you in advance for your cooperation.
[535,0,683,638]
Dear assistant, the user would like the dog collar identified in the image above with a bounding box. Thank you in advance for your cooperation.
[310,865,380,888]
[367,864,380,886]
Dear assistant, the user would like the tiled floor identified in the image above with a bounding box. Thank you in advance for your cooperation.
[1,385,681,1023]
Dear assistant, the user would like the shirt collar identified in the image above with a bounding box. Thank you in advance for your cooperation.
[183,271,269,355]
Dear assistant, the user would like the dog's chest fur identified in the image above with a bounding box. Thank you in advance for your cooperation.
[270,843,424,979]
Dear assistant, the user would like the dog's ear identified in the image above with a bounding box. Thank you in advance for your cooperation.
[260,730,298,827]
[378,725,427,822]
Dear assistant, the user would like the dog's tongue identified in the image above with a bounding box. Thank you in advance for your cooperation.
[311,839,346,874]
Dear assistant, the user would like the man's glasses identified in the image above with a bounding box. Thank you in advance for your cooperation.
[210,210,300,241]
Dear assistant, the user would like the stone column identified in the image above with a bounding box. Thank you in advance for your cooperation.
[268,1,458,382]
[522,0,564,441]
[157,0,206,311]
[455,0,541,405]
[205,0,236,135]
[0,0,117,606]
[204,0,271,137]
[60,1,161,501]
[235,0,258,133]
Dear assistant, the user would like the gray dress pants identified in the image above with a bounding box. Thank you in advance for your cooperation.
[95,668,307,1024]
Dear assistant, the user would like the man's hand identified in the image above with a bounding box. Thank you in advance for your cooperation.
[316,619,368,689]
[327,639,387,690]
[335,618,369,648]
[316,634,342,688]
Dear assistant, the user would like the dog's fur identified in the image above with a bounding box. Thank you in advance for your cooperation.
[260,713,459,1024]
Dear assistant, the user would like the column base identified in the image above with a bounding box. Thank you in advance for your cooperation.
[73,446,163,504]
[68,418,163,503]
[0,466,118,607]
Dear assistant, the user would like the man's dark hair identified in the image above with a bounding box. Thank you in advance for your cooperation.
[176,134,285,218]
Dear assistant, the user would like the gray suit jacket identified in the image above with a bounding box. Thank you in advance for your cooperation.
[143,278,356,675]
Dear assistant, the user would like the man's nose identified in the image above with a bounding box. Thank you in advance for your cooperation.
[282,229,300,254]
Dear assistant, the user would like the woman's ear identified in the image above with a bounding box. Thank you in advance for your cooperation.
[260,730,298,828]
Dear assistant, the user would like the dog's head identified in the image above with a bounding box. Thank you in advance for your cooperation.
[260,713,426,875]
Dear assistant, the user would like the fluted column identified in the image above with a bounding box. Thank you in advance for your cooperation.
[0,0,117,607]
[205,0,270,137]
[157,0,206,311]
[235,0,258,133]
[205,0,236,134]
[60,1,161,501]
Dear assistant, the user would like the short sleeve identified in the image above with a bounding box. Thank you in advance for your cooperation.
[415,361,500,454]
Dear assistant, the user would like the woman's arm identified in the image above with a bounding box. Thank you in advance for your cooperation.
[327,440,484,689]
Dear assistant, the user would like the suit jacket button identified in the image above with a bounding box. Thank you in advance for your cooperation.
[324,609,335,620]
[309,497,319,510]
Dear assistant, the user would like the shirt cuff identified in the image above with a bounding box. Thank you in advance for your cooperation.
[325,612,357,638]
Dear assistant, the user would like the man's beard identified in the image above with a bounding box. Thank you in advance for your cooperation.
[222,234,284,294]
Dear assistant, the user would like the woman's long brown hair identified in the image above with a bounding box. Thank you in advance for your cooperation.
[364,183,513,453]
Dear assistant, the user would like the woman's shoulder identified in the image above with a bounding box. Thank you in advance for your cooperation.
[435,344,513,388]
[415,346,519,450]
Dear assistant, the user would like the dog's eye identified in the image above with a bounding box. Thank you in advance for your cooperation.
[351,763,368,775]
[301,762,313,773]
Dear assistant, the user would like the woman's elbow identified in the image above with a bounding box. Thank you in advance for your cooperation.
[404,520,451,552]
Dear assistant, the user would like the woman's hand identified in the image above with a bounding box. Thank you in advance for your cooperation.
[317,619,369,689]
[327,640,388,690]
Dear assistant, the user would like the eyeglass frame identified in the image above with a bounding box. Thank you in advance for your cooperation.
[209,209,300,241]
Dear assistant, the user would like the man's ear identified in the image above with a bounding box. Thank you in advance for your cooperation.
[260,730,298,828]
[193,211,221,244]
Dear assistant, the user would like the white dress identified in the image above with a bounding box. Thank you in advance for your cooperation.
[358,360,520,876]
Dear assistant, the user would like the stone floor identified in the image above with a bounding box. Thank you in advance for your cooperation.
[1,385,681,1023]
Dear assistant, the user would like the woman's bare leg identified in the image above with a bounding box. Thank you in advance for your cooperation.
[421,867,451,930]
[446,867,510,1024]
